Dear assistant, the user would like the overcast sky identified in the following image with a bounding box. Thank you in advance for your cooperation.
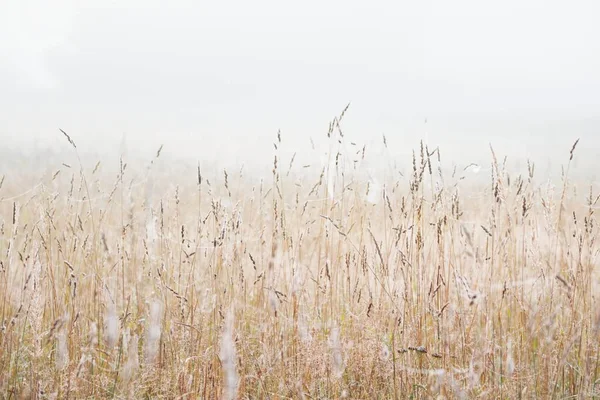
[1,0,599,173]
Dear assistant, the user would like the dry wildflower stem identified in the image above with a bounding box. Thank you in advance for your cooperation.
[0,129,598,399]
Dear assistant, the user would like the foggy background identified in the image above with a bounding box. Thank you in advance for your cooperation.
[1,0,599,179]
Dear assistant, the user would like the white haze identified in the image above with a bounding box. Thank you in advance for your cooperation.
[1,0,599,178]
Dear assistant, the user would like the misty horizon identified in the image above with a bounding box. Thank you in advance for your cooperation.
[1,0,599,177]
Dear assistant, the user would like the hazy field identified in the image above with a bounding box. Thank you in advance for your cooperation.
[1,123,599,399]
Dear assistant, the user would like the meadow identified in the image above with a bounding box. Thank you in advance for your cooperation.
[1,120,599,399]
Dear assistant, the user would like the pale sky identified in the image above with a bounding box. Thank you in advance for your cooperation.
[1,0,599,174]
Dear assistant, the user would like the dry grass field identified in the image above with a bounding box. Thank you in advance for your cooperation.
[1,124,599,399]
